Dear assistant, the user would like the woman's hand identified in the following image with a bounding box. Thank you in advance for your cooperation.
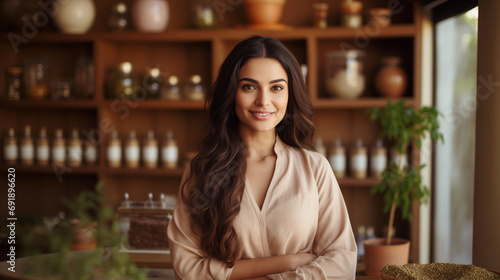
[288,253,317,270]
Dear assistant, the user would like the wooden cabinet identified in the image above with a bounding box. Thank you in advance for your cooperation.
[0,0,422,264]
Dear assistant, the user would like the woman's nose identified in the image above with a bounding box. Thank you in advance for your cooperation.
[255,89,270,106]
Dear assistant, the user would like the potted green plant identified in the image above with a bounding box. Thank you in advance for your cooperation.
[364,100,443,276]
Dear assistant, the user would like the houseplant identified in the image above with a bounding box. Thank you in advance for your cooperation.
[20,182,147,280]
[364,100,443,276]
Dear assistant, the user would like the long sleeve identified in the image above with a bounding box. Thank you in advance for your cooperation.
[167,167,234,280]
[267,156,357,280]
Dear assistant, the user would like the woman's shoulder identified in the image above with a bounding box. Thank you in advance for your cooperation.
[282,144,330,169]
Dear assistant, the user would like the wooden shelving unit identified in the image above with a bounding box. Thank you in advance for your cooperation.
[0,0,422,265]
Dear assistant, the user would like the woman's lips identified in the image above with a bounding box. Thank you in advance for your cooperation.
[249,111,274,120]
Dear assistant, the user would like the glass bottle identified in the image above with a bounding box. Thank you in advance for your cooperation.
[36,127,50,166]
[160,75,182,100]
[20,125,34,166]
[313,3,328,29]
[143,130,158,169]
[108,2,130,31]
[144,67,161,99]
[351,138,367,179]
[125,130,140,168]
[341,0,363,28]
[24,58,50,100]
[5,67,23,101]
[328,138,346,179]
[144,192,154,208]
[52,128,66,167]
[315,137,327,157]
[3,128,18,165]
[106,62,139,99]
[370,139,387,178]
[84,139,97,166]
[162,130,178,169]
[192,0,219,28]
[68,128,82,167]
[185,75,205,101]
[107,131,122,168]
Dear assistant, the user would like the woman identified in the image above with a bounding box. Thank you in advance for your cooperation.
[167,36,357,280]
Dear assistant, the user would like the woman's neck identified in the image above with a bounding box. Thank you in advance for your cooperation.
[239,130,276,160]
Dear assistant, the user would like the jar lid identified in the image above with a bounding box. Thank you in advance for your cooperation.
[168,75,178,86]
[6,67,23,74]
[113,2,127,13]
[190,75,202,84]
[341,0,363,14]
[148,67,160,78]
[119,62,133,74]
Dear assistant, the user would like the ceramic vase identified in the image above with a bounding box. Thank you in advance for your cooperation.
[244,0,286,28]
[53,0,95,34]
[375,57,408,98]
[364,238,410,276]
[132,0,169,32]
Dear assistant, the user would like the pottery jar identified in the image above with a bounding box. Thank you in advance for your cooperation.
[244,0,286,28]
[53,0,95,34]
[132,0,169,32]
[325,50,365,99]
[375,57,408,98]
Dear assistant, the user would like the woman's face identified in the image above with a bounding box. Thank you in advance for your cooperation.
[235,57,289,135]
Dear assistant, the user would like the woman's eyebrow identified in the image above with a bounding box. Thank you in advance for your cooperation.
[238,78,288,84]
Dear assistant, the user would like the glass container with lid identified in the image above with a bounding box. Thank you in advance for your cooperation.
[5,67,23,101]
[24,58,50,100]
[106,62,139,99]
[325,50,365,99]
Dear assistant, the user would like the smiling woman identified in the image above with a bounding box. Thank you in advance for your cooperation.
[167,36,357,280]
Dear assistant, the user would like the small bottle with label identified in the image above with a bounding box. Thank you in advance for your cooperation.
[315,137,327,157]
[328,138,346,179]
[107,131,122,168]
[125,130,140,168]
[370,139,387,178]
[84,139,97,166]
[350,138,367,179]
[143,130,158,168]
[162,130,178,169]
[52,128,66,167]
[3,128,18,165]
[391,147,408,170]
[20,126,35,166]
[36,127,50,166]
[68,128,82,167]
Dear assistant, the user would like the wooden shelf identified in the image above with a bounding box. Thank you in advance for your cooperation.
[101,167,185,177]
[338,177,381,188]
[0,100,98,109]
[313,97,415,109]
[0,165,100,175]
[100,100,205,110]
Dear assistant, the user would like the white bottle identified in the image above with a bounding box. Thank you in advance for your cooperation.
[162,130,178,169]
[36,127,50,166]
[328,138,346,179]
[315,137,327,157]
[68,128,82,167]
[370,139,387,178]
[20,126,35,166]
[52,128,66,167]
[143,130,158,169]
[125,130,140,168]
[3,128,18,165]
[84,139,97,166]
[350,138,367,179]
[107,131,122,168]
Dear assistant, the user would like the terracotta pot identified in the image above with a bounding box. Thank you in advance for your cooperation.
[364,238,410,277]
[53,0,95,34]
[375,57,407,98]
[244,0,286,28]
[132,0,169,32]
[70,219,97,251]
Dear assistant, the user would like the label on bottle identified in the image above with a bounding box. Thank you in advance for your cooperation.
[351,153,367,171]
[37,145,49,161]
[85,146,97,162]
[162,146,178,163]
[125,145,140,161]
[4,144,17,160]
[328,154,346,172]
[107,145,121,162]
[52,146,66,162]
[21,145,34,160]
[68,145,82,162]
[143,146,158,162]
[371,154,387,172]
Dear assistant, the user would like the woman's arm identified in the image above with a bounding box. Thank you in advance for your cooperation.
[229,253,316,280]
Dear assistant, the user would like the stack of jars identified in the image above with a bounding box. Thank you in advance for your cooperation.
[105,62,206,101]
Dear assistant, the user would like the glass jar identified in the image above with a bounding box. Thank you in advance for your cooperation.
[106,62,139,99]
[23,58,50,100]
[160,75,182,100]
[75,56,94,99]
[192,0,219,28]
[185,75,205,101]
[313,3,328,29]
[325,50,365,99]
[51,79,74,100]
[108,2,130,31]
[5,67,23,101]
[144,67,161,99]
[341,0,363,28]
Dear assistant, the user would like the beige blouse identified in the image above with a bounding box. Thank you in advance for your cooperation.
[167,137,357,279]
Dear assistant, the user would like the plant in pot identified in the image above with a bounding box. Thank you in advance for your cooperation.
[364,100,443,276]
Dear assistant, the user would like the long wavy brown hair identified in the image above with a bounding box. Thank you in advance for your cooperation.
[181,36,315,267]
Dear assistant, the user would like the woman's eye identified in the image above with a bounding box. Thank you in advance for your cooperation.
[242,84,256,90]
[271,85,284,91]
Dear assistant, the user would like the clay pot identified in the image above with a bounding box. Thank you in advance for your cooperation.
[244,0,286,28]
[70,219,97,251]
[132,0,169,32]
[375,57,407,98]
[53,0,95,34]
[364,238,410,276]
